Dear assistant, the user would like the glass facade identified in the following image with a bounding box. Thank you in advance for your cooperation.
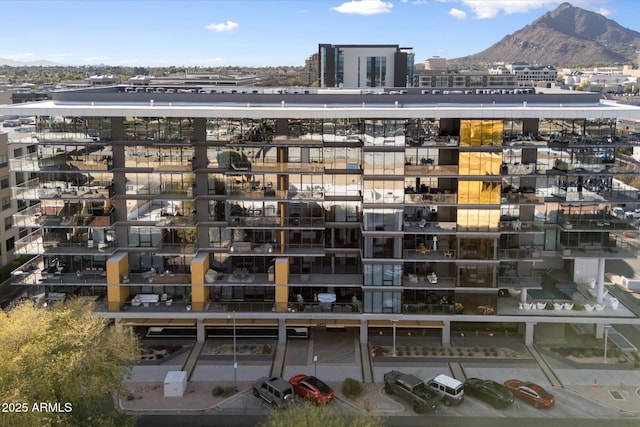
[5,88,640,342]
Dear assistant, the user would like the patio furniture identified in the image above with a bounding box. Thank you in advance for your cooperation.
[553,303,564,310]
[563,303,574,310]
[536,302,546,309]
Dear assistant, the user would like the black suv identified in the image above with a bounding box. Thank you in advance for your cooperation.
[384,370,440,413]
[253,376,294,408]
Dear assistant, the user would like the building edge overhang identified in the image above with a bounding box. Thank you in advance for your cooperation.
[2,100,640,120]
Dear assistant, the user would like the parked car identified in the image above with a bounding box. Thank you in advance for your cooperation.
[288,374,334,404]
[625,209,640,219]
[463,378,514,409]
[503,379,555,409]
[383,370,440,413]
[253,376,294,408]
[426,374,464,406]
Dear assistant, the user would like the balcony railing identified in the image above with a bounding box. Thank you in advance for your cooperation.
[404,192,457,204]
[403,275,455,288]
[404,164,459,175]
[403,220,456,233]
[557,238,637,257]
[498,247,543,260]
[497,275,542,288]
[403,249,456,260]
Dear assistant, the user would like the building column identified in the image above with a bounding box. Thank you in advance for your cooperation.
[596,258,605,305]
[524,322,536,347]
[441,320,451,347]
[196,319,206,343]
[360,320,368,344]
[278,318,287,343]
[520,289,528,304]
[595,322,604,339]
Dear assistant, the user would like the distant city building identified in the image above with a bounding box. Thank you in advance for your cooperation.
[488,65,508,75]
[425,56,447,71]
[302,53,319,86]
[138,72,259,87]
[318,44,414,88]
[505,63,557,87]
[414,70,518,90]
[86,75,120,86]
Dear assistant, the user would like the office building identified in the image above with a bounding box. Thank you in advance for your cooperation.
[318,44,414,88]
[425,56,447,71]
[2,87,640,346]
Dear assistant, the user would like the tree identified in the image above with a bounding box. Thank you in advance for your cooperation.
[0,298,141,427]
[260,402,386,427]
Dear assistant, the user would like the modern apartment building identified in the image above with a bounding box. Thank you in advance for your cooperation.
[0,130,18,267]
[318,44,414,88]
[2,87,640,346]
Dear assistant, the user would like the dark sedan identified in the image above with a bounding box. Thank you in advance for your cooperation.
[288,374,334,404]
[464,378,514,409]
[503,379,555,409]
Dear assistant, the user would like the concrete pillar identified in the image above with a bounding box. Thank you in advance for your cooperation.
[520,289,528,304]
[595,322,604,339]
[360,320,368,344]
[196,319,206,343]
[524,322,536,347]
[278,318,287,343]
[441,320,451,346]
[596,258,605,305]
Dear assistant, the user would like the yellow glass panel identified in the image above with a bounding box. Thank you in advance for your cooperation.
[459,152,502,175]
[458,181,500,204]
[457,209,501,231]
[460,120,504,146]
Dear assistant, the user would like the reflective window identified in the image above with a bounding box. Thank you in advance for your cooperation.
[458,181,501,204]
[363,180,404,203]
[460,120,503,146]
[459,152,502,175]
[457,209,500,232]
[364,152,404,175]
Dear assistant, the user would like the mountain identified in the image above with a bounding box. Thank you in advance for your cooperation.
[0,58,62,66]
[454,2,640,66]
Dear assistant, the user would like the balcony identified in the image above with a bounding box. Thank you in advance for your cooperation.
[403,220,456,233]
[497,275,542,289]
[155,215,196,228]
[13,204,45,227]
[557,239,637,258]
[155,242,198,256]
[499,220,544,233]
[228,216,324,228]
[404,192,457,205]
[403,274,455,288]
[406,136,459,147]
[404,164,458,176]
[498,246,543,260]
[124,272,191,285]
[500,192,543,204]
[556,218,634,232]
[403,249,456,261]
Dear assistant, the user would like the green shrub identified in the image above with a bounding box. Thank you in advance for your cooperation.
[212,386,225,397]
[342,377,364,399]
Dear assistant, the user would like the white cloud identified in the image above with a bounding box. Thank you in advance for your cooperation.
[204,20,239,32]
[597,7,614,17]
[331,0,393,15]
[459,0,561,19]
[449,7,467,19]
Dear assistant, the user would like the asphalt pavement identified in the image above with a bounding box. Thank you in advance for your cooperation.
[120,326,640,419]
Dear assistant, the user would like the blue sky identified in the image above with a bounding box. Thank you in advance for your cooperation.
[1,0,638,67]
